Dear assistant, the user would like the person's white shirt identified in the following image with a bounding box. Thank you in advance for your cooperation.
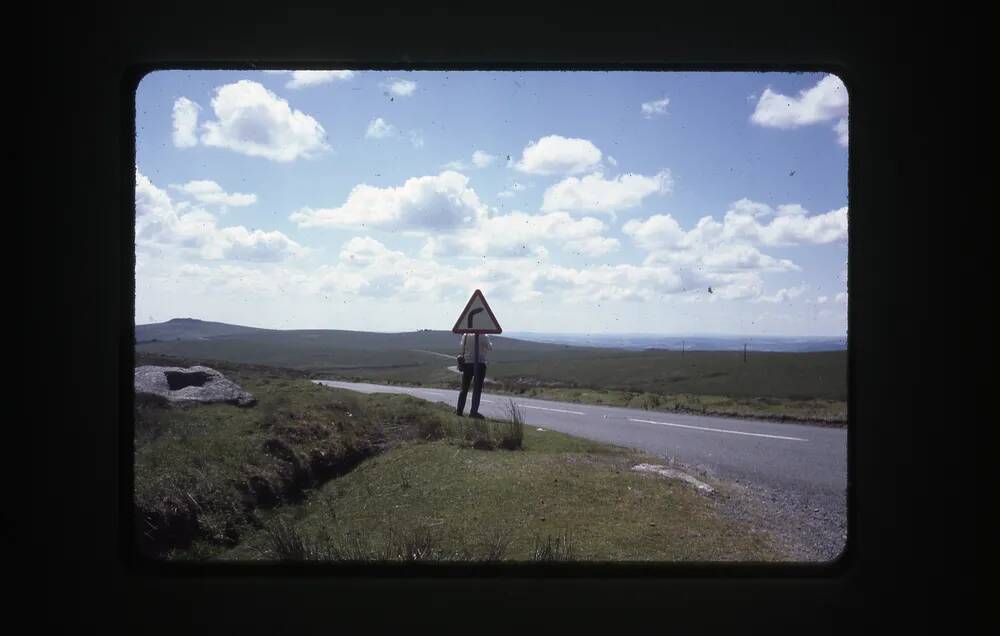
[460,333,493,363]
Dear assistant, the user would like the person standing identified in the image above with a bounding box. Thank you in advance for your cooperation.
[456,332,492,418]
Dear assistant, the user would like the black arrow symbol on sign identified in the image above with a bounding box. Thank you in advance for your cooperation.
[468,308,484,328]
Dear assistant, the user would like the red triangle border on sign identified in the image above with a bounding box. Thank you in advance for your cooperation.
[452,289,502,334]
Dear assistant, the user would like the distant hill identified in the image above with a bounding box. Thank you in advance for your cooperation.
[134,318,847,401]
[134,318,584,370]
[135,318,273,343]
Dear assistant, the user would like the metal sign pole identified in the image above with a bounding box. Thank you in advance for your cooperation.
[474,333,480,367]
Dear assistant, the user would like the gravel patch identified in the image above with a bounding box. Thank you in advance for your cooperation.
[713,478,847,562]
[649,454,847,562]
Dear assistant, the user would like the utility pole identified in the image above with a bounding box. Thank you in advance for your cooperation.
[743,343,747,363]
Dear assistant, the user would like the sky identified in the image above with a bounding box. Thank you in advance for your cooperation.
[135,70,848,336]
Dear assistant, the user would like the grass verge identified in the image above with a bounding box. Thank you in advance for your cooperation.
[136,353,784,562]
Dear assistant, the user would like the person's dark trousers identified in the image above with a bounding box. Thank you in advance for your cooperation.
[456,362,487,415]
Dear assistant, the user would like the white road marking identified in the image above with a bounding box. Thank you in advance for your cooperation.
[516,404,585,415]
[409,349,455,360]
[627,418,808,442]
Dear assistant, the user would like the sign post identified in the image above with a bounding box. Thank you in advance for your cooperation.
[452,289,502,375]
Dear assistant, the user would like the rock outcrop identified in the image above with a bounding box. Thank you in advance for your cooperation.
[134,365,256,406]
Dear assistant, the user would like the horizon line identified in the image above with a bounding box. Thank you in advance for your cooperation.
[136,317,846,340]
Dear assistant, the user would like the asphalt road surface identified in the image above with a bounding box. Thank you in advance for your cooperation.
[314,378,848,559]
[313,379,846,494]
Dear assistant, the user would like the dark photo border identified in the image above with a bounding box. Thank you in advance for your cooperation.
[40,3,965,631]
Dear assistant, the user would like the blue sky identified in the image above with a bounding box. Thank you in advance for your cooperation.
[135,70,848,335]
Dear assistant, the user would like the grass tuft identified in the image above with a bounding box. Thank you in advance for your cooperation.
[497,399,525,450]
[263,517,330,561]
[530,530,576,561]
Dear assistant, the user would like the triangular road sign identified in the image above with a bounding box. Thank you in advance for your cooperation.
[452,289,502,334]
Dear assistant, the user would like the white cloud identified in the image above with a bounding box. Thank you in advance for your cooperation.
[170,180,257,207]
[817,296,829,304]
[497,181,526,198]
[750,74,848,145]
[564,236,620,257]
[620,197,848,302]
[419,210,617,260]
[171,97,201,148]
[834,118,849,147]
[472,150,496,168]
[541,170,672,214]
[199,80,329,162]
[721,199,848,246]
[607,156,618,166]
[624,200,844,272]
[383,78,417,96]
[755,285,807,303]
[365,117,396,139]
[136,170,304,262]
[446,150,497,171]
[751,74,848,128]
[530,263,684,303]
[364,118,423,147]
[514,135,602,175]
[289,171,488,232]
[621,214,686,251]
[835,292,848,304]
[641,96,670,118]
[280,70,356,89]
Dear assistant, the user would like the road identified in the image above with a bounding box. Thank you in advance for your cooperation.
[312,379,846,495]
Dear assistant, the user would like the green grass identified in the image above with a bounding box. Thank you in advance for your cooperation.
[137,333,846,423]
[485,385,847,424]
[136,354,783,562]
[219,430,780,562]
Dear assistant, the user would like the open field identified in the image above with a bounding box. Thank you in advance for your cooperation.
[134,353,782,562]
[137,322,847,423]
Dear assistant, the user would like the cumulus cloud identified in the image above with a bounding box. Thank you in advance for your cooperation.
[170,180,257,207]
[273,70,356,89]
[624,200,846,256]
[289,171,488,232]
[199,80,329,161]
[834,118,849,147]
[755,285,807,303]
[497,181,527,199]
[171,97,201,148]
[531,263,685,303]
[641,97,670,118]
[364,118,423,147]
[541,170,673,214]
[448,150,499,171]
[750,74,848,145]
[472,150,496,168]
[136,170,304,262]
[383,78,417,96]
[721,198,848,246]
[365,117,396,139]
[621,197,847,301]
[514,135,602,175]
[444,150,497,171]
[419,210,617,260]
